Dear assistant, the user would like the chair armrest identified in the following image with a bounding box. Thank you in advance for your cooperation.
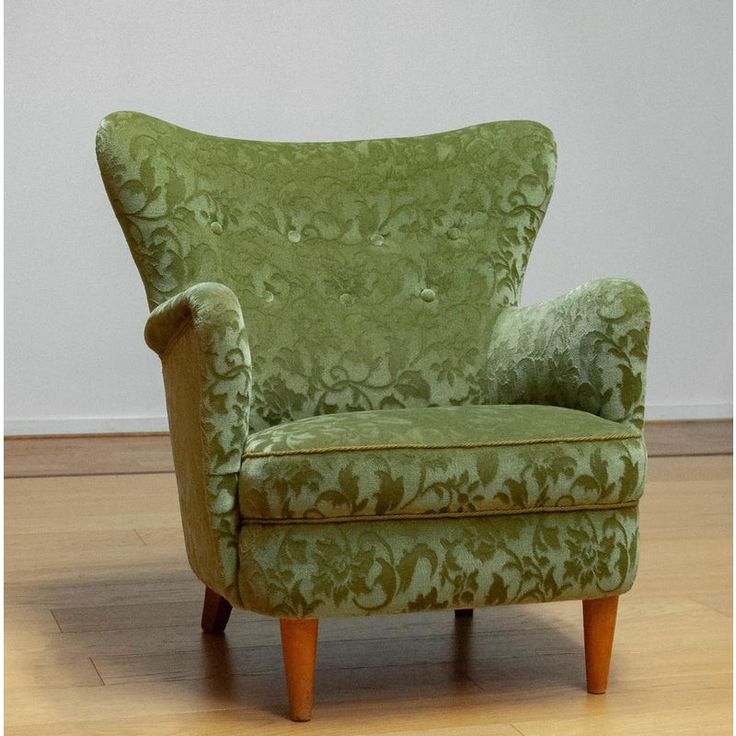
[487,278,650,431]
[145,282,252,604]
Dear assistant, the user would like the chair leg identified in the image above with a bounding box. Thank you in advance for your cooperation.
[582,595,619,694]
[280,618,319,722]
[455,608,473,617]
[201,586,232,634]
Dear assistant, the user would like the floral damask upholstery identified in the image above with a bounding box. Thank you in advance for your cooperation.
[240,404,644,521]
[96,111,650,617]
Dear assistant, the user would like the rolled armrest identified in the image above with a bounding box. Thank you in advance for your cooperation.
[487,278,650,431]
[145,282,252,604]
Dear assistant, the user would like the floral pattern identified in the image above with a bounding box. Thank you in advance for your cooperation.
[239,508,639,617]
[96,112,650,615]
[96,111,557,430]
[239,404,644,521]
[146,282,251,602]
[488,278,650,431]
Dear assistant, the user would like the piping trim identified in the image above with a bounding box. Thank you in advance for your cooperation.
[243,432,641,459]
[241,500,640,526]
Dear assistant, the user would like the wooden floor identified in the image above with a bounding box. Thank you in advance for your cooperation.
[4,436,733,734]
[4,419,731,478]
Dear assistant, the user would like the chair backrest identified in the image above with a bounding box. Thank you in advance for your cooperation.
[97,112,556,430]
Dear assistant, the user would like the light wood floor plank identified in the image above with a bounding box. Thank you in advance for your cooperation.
[5,419,731,478]
[4,452,731,733]
[643,418,732,457]
[4,433,174,478]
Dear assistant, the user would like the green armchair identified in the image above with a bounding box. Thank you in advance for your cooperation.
[96,112,650,721]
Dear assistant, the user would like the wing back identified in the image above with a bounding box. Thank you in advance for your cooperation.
[96,112,556,429]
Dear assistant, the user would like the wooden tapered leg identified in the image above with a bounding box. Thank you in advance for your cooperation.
[280,618,319,722]
[582,595,619,694]
[201,586,232,634]
[455,608,473,617]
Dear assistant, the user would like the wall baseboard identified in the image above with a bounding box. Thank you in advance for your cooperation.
[5,416,170,436]
[5,403,732,436]
[644,403,732,421]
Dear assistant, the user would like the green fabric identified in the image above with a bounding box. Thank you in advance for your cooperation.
[96,111,557,430]
[145,282,251,603]
[240,404,644,521]
[96,111,651,617]
[488,278,650,431]
[239,507,639,617]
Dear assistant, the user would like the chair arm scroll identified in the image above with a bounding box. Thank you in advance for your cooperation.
[145,282,252,603]
[488,278,650,430]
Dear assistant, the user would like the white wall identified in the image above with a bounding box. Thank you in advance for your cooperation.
[5,0,732,434]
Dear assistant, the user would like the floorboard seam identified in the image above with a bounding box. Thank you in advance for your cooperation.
[48,608,64,634]
[88,657,106,686]
[133,529,148,546]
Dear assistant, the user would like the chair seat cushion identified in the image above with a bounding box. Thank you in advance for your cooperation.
[239,404,645,523]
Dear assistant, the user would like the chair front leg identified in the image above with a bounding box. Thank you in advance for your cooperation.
[582,595,619,693]
[280,618,319,721]
[201,586,232,634]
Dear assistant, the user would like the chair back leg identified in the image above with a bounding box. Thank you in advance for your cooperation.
[201,586,232,634]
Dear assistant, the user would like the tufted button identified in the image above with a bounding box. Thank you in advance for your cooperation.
[263,290,275,303]
[210,221,223,235]
[287,230,301,243]
[420,288,436,302]
[370,233,385,246]
[339,292,354,306]
[447,227,461,240]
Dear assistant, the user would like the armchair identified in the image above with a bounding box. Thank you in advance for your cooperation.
[97,112,650,721]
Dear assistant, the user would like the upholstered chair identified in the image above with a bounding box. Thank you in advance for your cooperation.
[96,111,650,721]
